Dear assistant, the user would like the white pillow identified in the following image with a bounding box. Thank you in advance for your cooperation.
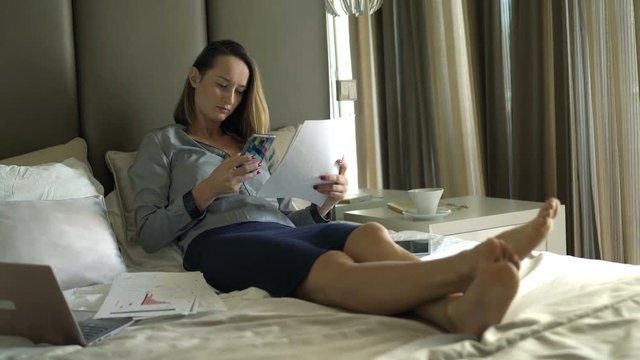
[0,196,127,290]
[0,158,103,201]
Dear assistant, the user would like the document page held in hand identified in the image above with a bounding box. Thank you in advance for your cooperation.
[258,118,349,206]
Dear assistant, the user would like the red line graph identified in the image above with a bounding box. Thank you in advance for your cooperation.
[141,292,171,305]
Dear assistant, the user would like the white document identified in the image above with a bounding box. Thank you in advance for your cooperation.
[95,272,226,319]
[258,118,349,206]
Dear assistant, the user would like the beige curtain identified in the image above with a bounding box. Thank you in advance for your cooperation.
[356,0,640,264]
[566,0,640,263]
[509,0,562,202]
[360,0,485,196]
[465,0,513,199]
[470,0,574,252]
[349,11,383,189]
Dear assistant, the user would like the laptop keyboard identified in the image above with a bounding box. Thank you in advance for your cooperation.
[79,323,110,340]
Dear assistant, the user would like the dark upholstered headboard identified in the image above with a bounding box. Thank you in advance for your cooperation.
[1,0,332,191]
[0,0,208,190]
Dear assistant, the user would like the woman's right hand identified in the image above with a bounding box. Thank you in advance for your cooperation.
[191,154,260,211]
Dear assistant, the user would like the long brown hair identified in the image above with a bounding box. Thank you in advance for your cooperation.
[173,40,270,140]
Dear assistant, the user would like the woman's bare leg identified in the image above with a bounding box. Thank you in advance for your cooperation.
[342,222,420,263]
[294,250,475,314]
[294,239,520,336]
[494,197,560,258]
[413,260,519,336]
[342,198,560,266]
[294,232,522,312]
[294,198,559,334]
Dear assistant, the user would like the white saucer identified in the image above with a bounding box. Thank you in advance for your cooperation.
[403,207,452,220]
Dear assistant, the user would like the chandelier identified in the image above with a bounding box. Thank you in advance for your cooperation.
[325,0,384,17]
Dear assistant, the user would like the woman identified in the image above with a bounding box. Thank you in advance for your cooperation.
[129,40,560,336]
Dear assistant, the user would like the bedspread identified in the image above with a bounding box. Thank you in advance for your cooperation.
[2,250,639,360]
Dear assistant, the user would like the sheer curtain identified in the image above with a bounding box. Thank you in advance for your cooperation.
[565,0,640,263]
[354,0,640,263]
[482,0,640,263]
[349,10,384,189]
[358,0,485,196]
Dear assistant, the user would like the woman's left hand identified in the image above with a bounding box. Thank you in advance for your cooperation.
[315,159,348,218]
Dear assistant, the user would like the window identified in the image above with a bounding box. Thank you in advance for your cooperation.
[327,14,359,189]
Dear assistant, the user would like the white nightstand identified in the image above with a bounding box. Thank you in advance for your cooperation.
[343,195,567,255]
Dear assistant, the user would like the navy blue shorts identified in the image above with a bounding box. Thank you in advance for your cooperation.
[183,221,358,297]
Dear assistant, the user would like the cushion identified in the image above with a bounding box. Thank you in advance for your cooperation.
[0,158,103,201]
[105,151,137,243]
[269,125,297,160]
[105,192,184,272]
[0,196,127,290]
[0,137,90,169]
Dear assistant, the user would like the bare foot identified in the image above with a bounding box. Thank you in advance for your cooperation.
[496,197,560,259]
[456,237,521,291]
[472,237,521,269]
[447,261,519,336]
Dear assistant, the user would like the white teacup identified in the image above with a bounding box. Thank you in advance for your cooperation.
[408,188,444,215]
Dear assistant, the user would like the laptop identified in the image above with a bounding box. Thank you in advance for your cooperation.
[0,262,134,346]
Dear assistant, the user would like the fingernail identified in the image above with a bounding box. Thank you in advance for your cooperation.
[320,175,326,180]
[313,185,318,189]
[256,170,261,174]
[258,162,262,167]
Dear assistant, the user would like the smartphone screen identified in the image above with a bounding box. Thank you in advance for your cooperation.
[241,134,275,162]
[395,239,431,256]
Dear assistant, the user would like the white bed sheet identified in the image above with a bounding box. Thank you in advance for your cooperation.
[3,249,639,359]
[2,196,640,359]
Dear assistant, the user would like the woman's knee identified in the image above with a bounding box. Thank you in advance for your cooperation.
[344,222,398,257]
[345,222,392,248]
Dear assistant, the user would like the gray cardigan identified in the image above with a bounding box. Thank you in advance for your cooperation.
[129,124,327,254]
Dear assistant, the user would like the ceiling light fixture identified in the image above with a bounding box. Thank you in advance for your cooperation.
[325,0,383,17]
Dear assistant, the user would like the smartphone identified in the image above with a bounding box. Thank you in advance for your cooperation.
[241,134,276,162]
[395,238,431,256]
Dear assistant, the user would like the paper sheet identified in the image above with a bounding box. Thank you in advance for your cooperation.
[95,272,226,319]
[258,118,349,205]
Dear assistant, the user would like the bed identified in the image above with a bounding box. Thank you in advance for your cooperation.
[2,1,640,359]
[2,134,640,360]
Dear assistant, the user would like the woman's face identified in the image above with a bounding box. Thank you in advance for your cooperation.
[190,55,250,124]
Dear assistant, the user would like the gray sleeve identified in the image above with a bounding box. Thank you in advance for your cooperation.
[282,201,330,225]
[129,133,203,253]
